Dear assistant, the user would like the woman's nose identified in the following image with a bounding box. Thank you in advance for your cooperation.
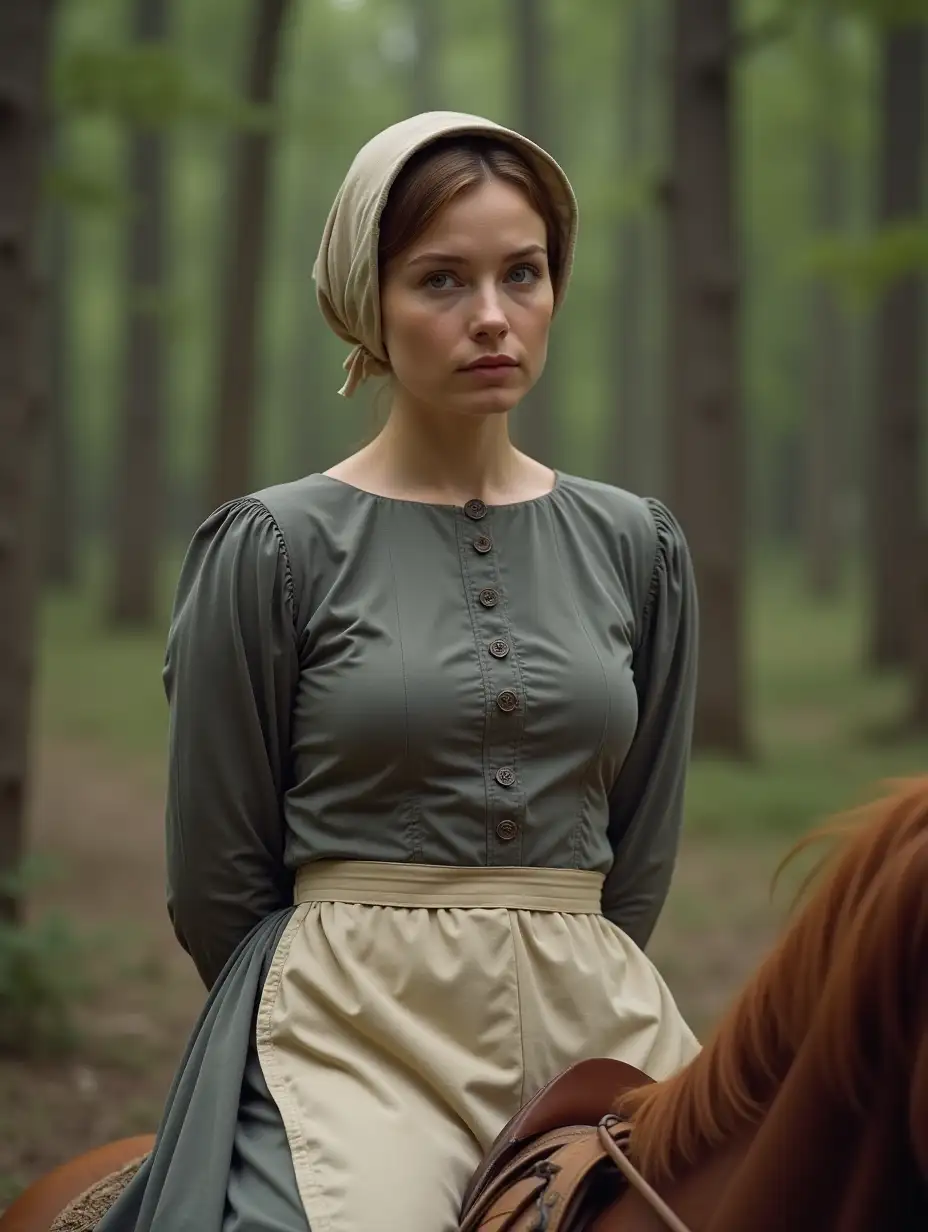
[469,286,509,340]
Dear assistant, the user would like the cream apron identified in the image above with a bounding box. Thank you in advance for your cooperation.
[256,863,699,1232]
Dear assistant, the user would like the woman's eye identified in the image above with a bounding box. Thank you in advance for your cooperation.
[424,272,457,290]
[508,263,541,285]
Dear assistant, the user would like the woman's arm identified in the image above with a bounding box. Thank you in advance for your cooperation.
[163,497,300,988]
[601,499,699,951]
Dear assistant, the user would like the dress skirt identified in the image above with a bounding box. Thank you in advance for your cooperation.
[254,861,700,1232]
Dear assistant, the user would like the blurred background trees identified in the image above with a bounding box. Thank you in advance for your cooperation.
[0,2,61,925]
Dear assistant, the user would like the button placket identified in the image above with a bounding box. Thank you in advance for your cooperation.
[458,501,525,864]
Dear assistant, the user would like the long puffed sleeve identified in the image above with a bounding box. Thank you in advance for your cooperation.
[163,497,299,988]
[601,499,699,951]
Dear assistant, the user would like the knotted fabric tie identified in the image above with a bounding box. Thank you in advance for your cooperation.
[339,344,392,399]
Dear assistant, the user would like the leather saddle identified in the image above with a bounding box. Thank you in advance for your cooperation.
[458,1057,654,1232]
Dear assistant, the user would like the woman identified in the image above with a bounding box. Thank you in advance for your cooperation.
[98,110,700,1232]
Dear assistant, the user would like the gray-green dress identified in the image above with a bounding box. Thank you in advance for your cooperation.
[96,468,698,1232]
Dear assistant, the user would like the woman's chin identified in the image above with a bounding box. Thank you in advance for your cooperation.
[453,385,526,417]
[398,380,529,420]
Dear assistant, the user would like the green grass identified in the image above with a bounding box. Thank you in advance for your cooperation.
[35,555,176,763]
[36,593,171,762]
[34,550,927,836]
[687,554,926,838]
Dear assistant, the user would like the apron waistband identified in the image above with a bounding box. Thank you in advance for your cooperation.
[293,861,604,914]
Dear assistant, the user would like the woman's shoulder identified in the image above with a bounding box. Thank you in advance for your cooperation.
[554,473,691,613]
[250,470,359,524]
[188,474,357,565]
[555,471,682,552]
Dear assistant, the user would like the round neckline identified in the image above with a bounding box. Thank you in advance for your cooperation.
[313,468,562,511]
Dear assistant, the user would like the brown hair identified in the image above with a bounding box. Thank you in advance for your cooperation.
[378,135,564,293]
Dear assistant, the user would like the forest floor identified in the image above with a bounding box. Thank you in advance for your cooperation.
[1,555,925,1210]
[0,739,202,1210]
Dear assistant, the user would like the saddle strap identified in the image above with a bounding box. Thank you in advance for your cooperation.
[460,1122,625,1232]
[459,1119,694,1232]
[459,1126,591,1230]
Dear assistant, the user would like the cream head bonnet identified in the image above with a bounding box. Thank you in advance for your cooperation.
[313,111,579,397]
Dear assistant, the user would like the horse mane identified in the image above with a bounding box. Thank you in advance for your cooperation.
[618,775,928,1183]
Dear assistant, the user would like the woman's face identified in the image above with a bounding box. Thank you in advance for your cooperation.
[380,177,555,419]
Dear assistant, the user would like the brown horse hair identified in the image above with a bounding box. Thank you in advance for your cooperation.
[616,775,928,1183]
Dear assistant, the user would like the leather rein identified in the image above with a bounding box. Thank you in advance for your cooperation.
[458,1058,695,1232]
[596,1116,692,1232]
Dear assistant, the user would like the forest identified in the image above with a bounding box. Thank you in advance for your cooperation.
[0,0,926,1206]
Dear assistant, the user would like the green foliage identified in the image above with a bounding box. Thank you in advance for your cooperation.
[44,161,130,213]
[0,859,93,1058]
[0,911,91,1058]
[55,44,276,132]
[830,0,928,23]
[778,0,928,25]
[800,218,928,301]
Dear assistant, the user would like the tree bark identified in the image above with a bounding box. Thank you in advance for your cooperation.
[107,0,169,627]
[668,0,748,756]
[803,16,849,600]
[771,429,801,543]
[511,0,555,465]
[608,0,652,494]
[868,26,925,668]
[912,528,928,730]
[286,191,329,474]
[206,0,291,512]
[0,1,59,924]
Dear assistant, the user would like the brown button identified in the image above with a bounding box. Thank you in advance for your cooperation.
[496,690,518,713]
[489,639,510,659]
[473,534,493,554]
[464,498,488,520]
[495,767,516,787]
[496,819,519,842]
[479,588,499,608]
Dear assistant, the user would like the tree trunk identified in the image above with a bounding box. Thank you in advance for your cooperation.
[206,0,291,512]
[803,16,849,600]
[288,319,326,474]
[411,0,441,113]
[608,0,652,493]
[868,26,924,668]
[44,184,78,588]
[107,0,169,627]
[0,1,59,924]
[286,192,329,474]
[511,0,555,465]
[771,429,801,544]
[912,528,928,730]
[667,0,748,756]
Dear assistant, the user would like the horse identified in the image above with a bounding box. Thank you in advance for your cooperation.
[0,1138,153,1232]
[600,772,928,1231]
[3,776,928,1232]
